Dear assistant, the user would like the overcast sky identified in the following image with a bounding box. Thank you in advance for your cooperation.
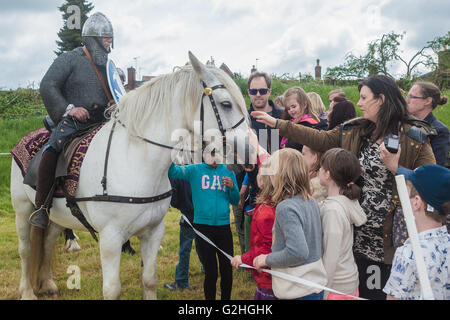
[1,0,449,89]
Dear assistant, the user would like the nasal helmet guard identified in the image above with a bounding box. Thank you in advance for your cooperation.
[82,12,114,49]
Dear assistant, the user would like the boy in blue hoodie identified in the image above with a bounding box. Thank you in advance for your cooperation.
[168,150,240,300]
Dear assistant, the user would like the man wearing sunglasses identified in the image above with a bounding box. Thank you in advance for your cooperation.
[247,71,283,154]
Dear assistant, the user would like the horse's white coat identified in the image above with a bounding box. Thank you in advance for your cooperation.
[11,52,249,300]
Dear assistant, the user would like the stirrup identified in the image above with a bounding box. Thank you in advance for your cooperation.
[29,206,50,229]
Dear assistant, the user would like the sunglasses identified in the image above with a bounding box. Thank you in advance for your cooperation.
[249,88,269,95]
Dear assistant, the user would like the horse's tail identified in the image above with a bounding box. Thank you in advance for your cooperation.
[29,225,45,290]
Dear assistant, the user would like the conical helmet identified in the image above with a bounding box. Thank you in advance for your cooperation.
[82,12,113,40]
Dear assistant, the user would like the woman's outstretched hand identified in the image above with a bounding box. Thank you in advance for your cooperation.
[250,111,277,128]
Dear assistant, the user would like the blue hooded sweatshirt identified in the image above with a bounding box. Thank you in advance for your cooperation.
[168,162,240,226]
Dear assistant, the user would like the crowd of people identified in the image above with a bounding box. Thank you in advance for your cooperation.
[166,71,450,301]
[33,10,449,301]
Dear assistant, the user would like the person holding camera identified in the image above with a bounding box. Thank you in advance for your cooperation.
[251,75,436,300]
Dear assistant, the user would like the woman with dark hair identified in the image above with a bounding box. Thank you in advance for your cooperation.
[327,98,357,130]
[406,81,449,166]
[251,75,436,300]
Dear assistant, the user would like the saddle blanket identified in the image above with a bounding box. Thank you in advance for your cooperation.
[11,124,104,198]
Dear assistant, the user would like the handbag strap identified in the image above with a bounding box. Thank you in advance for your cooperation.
[83,46,114,104]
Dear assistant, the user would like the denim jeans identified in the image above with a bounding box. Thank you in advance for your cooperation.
[293,291,324,300]
[174,218,202,288]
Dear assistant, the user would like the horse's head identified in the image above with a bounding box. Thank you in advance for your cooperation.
[188,52,253,167]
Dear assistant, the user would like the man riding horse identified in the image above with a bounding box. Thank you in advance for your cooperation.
[30,12,115,229]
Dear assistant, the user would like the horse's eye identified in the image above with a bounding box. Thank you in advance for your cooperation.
[221,101,232,108]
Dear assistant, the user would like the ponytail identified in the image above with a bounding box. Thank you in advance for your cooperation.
[320,148,362,201]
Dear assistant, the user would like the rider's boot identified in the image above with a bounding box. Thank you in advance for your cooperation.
[29,149,58,229]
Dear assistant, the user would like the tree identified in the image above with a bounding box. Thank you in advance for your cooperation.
[54,0,94,56]
[325,31,446,81]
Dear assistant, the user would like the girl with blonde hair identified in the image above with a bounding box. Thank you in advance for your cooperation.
[253,148,327,300]
[302,145,327,202]
[307,92,327,120]
[280,87,327,151]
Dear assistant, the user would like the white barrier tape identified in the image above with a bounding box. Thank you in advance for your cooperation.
[181,214,367,300]
[0,153,12,156]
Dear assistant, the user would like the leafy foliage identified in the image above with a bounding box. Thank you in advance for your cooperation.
[325,31,449,81]
[0,89,46,119]
[54,0,94,56]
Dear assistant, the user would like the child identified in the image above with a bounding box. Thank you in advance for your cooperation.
[279,87,327,152]
[383,164,450,300]
[302,145,327,203]
[231,159,277,300]
[168,150,240,300]
[253,148,328,300]
[318,148,367,300]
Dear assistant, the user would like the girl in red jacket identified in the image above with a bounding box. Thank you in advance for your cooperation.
[231,160,277,300]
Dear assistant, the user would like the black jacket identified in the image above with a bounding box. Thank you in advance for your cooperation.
[169,178,194,223]
[284,118,328,152]
[248,100,283,154]
[425,112,450,166]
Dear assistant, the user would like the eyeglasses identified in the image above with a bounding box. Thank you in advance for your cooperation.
[406,94,425,100]
[249,88,269,95]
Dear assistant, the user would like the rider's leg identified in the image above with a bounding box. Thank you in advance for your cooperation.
[29,147,58,229]
[30,117,78,229]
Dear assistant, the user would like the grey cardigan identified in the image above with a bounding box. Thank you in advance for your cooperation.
[266,196,323,268]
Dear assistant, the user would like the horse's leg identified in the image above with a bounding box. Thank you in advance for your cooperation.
[15,201,36,300]
[11,161,37,300]
[139,219,165,300]
[99,227,123,300]
[37,221,64,298]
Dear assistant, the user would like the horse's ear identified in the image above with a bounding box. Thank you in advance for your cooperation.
[188,51,216,84]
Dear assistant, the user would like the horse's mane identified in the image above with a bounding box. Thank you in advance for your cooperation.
[114,64,248,139]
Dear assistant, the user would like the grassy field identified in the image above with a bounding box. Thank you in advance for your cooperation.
[0,82,449,300]
[0,116,256,300]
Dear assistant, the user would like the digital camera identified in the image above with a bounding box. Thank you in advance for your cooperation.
[384,134,400,153]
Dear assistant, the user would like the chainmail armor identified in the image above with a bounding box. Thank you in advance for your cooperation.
[39,47,111,123]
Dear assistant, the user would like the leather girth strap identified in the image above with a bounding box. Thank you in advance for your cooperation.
[64,120,173,241]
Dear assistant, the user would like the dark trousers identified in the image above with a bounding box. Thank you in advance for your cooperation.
[48,114,105,153]
[355,254,392,300]
[194,224,233,300]
[174,220,204,288]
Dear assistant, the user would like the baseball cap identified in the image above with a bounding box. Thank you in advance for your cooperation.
[397,164,450,214]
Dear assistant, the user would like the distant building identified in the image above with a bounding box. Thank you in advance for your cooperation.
[125,67,154,91]
[315,59,322,80]
[220,63,234,79]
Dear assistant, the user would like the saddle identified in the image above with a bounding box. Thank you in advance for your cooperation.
[11,116,104,198]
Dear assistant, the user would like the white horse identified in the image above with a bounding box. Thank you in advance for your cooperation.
[10,52,249,300]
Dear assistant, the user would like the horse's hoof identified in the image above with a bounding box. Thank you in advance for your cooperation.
[20,290,38,300]
[38,280,59,298]
[65,239,81,252]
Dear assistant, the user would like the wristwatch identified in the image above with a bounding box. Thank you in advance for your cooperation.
[63,104,75,117]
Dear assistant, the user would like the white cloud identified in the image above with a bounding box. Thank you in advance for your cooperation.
[0,0,448,89]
